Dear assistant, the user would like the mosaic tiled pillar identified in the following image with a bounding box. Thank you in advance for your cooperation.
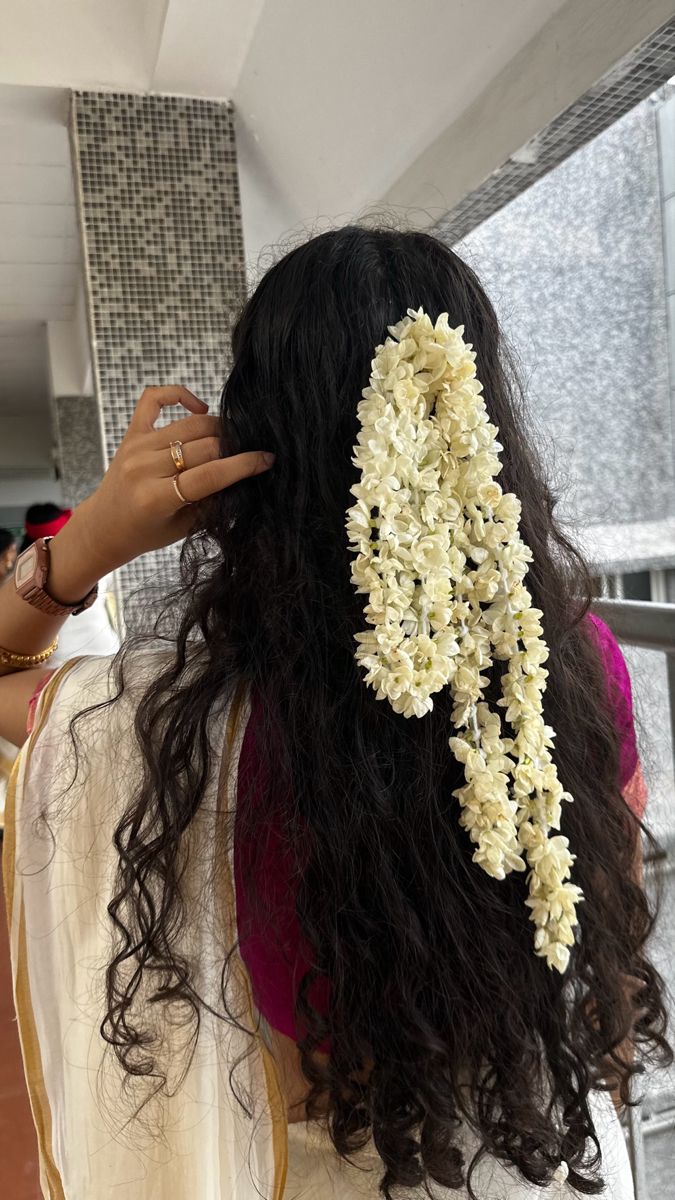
[69,91,246,615]
[54,396,106,508]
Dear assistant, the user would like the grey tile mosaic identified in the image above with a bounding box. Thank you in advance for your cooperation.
[54,395,105,508]
[69,91,246,608]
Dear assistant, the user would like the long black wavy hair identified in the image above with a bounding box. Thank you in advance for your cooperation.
[96,227,671,1196]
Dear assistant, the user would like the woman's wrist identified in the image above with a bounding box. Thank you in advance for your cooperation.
[45,499,111,607]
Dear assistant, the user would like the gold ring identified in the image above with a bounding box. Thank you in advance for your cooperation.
[170,440,186,472]
[172,474,191,506]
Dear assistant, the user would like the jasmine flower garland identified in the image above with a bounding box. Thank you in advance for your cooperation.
[346,309,582,972]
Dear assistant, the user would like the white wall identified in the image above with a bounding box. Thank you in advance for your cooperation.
[234,0,566,264]
[47,282,92,399]
[0,414,52,468]
[0,472,62,511]
[0,0,166,91]
[0,412,59,511]
[152,0,264,98]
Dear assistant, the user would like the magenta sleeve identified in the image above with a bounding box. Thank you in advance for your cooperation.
[587,612,639,792]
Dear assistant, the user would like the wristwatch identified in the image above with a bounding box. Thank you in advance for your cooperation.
[14,537,99,617]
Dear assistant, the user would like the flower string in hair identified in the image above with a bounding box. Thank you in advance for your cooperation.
[346,309,582,972]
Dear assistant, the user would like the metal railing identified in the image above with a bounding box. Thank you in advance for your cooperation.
[592,598,675,1198]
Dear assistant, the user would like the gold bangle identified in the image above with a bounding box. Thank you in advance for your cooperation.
[0,638,59,669]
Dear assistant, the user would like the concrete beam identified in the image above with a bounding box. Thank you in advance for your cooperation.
[380,0,675,226]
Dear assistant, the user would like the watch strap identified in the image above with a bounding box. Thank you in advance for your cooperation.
[14,537,99,617]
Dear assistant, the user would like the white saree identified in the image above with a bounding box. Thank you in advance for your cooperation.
[4,654,635,1200]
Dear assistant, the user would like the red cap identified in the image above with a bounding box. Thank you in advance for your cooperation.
[25,510,72,540]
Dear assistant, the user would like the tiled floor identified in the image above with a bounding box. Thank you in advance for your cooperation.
[0,856,41,1199]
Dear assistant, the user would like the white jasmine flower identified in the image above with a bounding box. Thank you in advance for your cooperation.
[346,310,580,970]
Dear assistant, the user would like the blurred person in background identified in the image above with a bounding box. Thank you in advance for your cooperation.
[0,528,17,581]
[19,502,72,553]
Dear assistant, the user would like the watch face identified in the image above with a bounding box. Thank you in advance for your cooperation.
[15,544,38,588]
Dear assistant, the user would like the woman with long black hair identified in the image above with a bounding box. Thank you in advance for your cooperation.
[0,228,670,1199]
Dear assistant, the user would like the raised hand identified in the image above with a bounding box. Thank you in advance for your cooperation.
[70,386,274,577]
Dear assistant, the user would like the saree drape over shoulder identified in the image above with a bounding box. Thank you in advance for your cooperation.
[3,654,635,1200]
[4,654,286,1200]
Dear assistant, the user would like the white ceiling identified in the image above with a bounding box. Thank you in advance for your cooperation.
[0,103,79,425]
[0,0,670,261]
[0,118,78,324]
[233,0,569,248]
[152,0,265,99]
[0,0,169,93]
[0,0,672,434]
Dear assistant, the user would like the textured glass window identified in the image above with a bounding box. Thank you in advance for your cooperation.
[439,84,675,1194]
